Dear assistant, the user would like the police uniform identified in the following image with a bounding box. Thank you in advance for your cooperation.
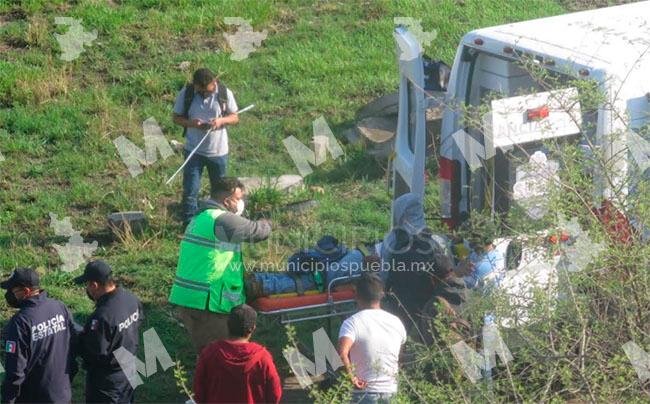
[75,261,144,404]
[80,287,143,403]
[1,269,78,404]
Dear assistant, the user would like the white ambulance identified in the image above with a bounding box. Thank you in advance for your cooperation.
[392,2,650,323]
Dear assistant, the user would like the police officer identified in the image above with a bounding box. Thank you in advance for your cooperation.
[1,268,78,404]
[75,260,143,404]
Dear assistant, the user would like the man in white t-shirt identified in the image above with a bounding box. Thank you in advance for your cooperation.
[338,273,407,404]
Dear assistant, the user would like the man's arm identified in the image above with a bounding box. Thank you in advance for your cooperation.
[337,336,354,379]
[173,113,205,129]
[210,89,239,129]
[214,213,271,244]
[210,113,239,129]
[1,319,29,404]
[171,87,208,130]
[337,336,366,389]
[452,259,474,278]
[79,316,115,368]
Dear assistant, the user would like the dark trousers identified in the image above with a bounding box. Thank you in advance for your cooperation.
[86,370,134,404]
[182,151,228,222]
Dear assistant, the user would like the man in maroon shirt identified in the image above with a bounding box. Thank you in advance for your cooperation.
[193,304,282,404]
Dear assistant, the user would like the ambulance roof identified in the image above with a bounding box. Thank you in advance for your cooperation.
[469,3,648,89]
[464,1,650,125]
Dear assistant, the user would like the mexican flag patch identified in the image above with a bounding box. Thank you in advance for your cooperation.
[5,340,16,353]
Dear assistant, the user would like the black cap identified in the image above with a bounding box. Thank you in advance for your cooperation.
[0,268,40,290]
[74,260,112,284]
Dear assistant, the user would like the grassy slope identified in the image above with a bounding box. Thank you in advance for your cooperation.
[0,0,567,401]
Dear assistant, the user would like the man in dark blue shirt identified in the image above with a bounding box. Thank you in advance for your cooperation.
[75,260,144,404]
[1,268,78,404]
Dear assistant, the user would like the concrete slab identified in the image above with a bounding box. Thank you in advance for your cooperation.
[355,116,396,158]
[108,211,147,234]
[356,116,396,144]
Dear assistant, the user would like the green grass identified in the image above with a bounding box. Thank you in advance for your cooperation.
[0,0,568,401]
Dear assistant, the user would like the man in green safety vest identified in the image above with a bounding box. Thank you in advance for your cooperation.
[169,177,271,352]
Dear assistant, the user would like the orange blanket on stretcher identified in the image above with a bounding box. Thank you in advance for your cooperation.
[250,287,355,312]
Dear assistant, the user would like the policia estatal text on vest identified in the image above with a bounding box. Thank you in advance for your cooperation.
[169,177,271,352]
[1,268,78,404]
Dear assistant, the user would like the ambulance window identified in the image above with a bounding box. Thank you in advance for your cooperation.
[629,124,650,182]
[408,82,417,153]
[576,80,602,142]
[464,50,602,216]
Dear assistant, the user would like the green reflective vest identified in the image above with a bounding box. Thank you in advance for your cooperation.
[168,208,245,313]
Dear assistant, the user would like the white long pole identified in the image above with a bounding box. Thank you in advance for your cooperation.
[165,104,255,185]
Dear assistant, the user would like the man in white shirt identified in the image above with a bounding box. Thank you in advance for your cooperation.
[338,273,407,404]
[172,68,239,224]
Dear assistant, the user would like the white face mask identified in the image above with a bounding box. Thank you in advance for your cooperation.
[235,199,245,216]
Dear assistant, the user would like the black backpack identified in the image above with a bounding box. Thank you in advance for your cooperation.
[181,81,230,137]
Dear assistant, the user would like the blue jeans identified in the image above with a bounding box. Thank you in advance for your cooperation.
[350,392,395,404]
[182,151,228,222]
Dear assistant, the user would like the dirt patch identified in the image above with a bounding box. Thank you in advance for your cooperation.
[268,8,297,35]
[3,36,28,49]
[85,227,116,247]
[0,8,27,26]
[176,33,227,54]
[0,9,29,51]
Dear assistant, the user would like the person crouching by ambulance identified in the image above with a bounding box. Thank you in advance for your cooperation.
[169,177,271,353]
[74,260,144,404]
[1,268,78,404]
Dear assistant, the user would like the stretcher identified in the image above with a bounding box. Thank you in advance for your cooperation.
[250,273,360,330]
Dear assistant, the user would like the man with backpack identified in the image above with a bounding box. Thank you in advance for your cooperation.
[172,68,239,224]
